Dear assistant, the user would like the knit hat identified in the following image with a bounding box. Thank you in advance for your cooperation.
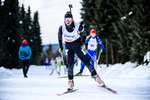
[64,11,73,18]
[22,39,27,44]
[90,29,96,34]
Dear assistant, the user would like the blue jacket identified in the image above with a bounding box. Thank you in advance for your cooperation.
[18,44,32,60]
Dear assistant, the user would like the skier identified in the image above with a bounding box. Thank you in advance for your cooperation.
[50,55,62,75]
[41,58,44,65]
[18,39,32,78]
[58,11,105,91]
[50,57,56,70]
[45,58,50,69]
[76,29,104,75]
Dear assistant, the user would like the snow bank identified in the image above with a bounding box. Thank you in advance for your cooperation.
[100,62,150,79]
[0,66,14,79]
[1,62,150,79]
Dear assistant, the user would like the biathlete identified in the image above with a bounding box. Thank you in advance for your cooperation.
[76,29,104,75]
[58,11,105,91]
[50,55,62,75]
[50,57,55,70]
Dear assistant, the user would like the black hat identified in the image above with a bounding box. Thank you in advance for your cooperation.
[64,13,73,18]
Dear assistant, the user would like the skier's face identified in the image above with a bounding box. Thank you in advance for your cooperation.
[64,17,73,26]
[91,33,96,37]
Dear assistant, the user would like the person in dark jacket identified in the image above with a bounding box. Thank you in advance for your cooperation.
[18,39,32,78]
[58,11,105,91]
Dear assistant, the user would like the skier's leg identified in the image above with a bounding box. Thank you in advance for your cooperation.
[75,48,97,76]
[75,47,105,86]
[91,51,96,67]
[66,49,74,80]
[76,61,84,75]
[48,64,50,69]
[45,65,47,69]
[66,48,74,90]
[58,63,61,75]
[22,60,26,77]
[25,59,30,77]
[50,65,58,75]
[80,62,85,70]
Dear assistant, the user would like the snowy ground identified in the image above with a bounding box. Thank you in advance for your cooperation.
[0,62,150,100]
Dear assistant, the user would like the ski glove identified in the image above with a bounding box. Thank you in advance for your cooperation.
[99,49,103,53]
[81,44,86,50]
[59,47,63,54]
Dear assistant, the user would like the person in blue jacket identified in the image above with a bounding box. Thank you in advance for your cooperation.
[76,29,104,75]
[18,39,32,78]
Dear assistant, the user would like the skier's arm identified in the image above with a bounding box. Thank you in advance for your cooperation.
[28,46,32,57]
[78,24,87,44]
[97,37,104,50]
[85,38,90,45]
[58,26,63,48]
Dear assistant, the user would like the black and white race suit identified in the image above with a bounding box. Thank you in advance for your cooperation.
[58,22,97,79]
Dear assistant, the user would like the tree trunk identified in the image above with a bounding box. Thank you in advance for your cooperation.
[117,50,119,63]
[111,43,114,64]
[106,41,109,67]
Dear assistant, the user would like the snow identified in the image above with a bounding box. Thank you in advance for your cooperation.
[0,62,150,100]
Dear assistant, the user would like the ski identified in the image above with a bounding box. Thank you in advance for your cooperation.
[58,75,90,78]
[57,89,79,96]
[97,85,117,94]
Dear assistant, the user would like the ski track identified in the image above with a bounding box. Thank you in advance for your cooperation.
[0,64,150,100]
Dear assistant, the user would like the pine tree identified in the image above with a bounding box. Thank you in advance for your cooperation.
[19,4,26,40]
[129,0,150,64]
[1,0,21,68]
[112,0,134,63]
[80,0,96,34]
[19,5,33,42]
[0,0,4,66]
[25,6,33,46]
[112,0,150,64]
[30,11,42,64]
[93,0,120,65]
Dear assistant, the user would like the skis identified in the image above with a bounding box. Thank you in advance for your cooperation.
[57,89,79,96]
[97,85,117,94]
[57,85,117,96]
[58,75,90,78]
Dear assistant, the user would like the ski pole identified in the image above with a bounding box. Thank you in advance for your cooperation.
[61,53,66,74]
[83,49,102,68]
[96,52,101,69]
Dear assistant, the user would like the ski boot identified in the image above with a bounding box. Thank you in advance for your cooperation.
[57,72,60,76]
[75,70,83,76]
[49,72,53,75]
[94,75,105,87]
[24,75,28,78]
[67,79,74,91]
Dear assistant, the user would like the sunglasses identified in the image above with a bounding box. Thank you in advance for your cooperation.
[64,18,73,21]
